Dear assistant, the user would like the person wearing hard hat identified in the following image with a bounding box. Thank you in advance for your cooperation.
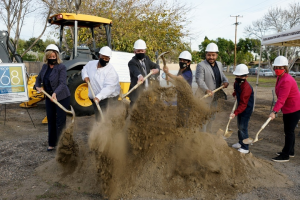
[163,50,193,86]
[195,42,229,133]
[128,39,160,106]
[35,44,71,151]
[269,56,300,162]
[230,64,254,154]
[163,51,193,127]
[82,46,120,121]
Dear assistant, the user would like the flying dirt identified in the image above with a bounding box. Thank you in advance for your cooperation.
[37,78,291,199]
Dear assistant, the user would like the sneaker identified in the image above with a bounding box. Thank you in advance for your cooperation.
[238,148,249,154]
[276,152,294,158]
[232,143,241,149]
[272,155,289,162]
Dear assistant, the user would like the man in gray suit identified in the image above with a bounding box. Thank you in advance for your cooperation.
[195,42,229,133]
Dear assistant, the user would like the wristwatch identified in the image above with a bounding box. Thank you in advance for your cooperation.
[272,111,277,114]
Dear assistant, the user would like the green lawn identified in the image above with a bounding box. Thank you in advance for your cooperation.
[224,73,300,88]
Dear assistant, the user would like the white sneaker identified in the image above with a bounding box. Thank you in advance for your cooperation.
[238,148,249,154]
[232,143,241,149]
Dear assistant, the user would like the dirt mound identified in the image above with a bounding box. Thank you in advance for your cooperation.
[36,78,291,199]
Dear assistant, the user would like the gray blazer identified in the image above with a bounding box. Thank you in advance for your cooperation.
[195,60,228,93]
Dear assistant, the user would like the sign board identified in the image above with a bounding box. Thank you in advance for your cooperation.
[0,63,29,104]
[110,51,133,82]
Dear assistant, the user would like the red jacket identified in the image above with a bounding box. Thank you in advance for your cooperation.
[273,73,300,114]
[233,80,254,117]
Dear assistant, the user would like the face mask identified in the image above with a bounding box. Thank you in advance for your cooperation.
[274,69,285,76]
[48,59,57,65]
[179,62,187,69]
[136,53,145,60]
[235,78,245,83]
[99,58,109,67]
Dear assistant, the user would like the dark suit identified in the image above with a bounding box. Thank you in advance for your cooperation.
[128,55,159,105]
[35,63,71,147]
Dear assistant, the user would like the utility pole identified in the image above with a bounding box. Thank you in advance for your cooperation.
[230,15,242,70]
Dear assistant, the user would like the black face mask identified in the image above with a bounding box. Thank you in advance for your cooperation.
[136,53,145,60]
[179,62,188,69]
[48,59,57,65]
[99,58,109,67]
[235,78,245,83]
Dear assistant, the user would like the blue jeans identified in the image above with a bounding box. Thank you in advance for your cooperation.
[237,115,250,150]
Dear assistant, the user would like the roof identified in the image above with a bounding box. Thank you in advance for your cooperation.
[262,26,300,46]
[48,13,112,27]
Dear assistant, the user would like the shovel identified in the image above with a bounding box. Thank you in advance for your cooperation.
[41,89,75,123]
[122,71,153,99]
[156,51,169,84]
[223,100,238,138]
[87,81,105,121]
[200,85,225,100]
[243,117,272,144]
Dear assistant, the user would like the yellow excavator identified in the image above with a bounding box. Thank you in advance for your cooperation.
[18,13,131,123]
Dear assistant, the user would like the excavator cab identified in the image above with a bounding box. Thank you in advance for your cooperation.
[21,13,129,117]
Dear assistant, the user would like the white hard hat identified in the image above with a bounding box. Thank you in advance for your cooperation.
[178,51,192,61]
[99,46,112,57]
[233,64,249,75]
[45,44,60,53]
[272,56,288,66]
[134,39,147,50]
[205,43,219,52]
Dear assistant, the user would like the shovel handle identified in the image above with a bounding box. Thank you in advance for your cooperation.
[41,89,73,115]
[253,117,272,142]
[87,81,105,121]
[122,71,153,99]
[231,100,237,113]
[201,85,225,100]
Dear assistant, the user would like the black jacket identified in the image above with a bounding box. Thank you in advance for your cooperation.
[128,55,159,102]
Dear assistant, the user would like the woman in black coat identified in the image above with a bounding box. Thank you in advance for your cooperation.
[35,44,71,151]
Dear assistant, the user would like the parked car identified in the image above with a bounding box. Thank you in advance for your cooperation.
[259,69,274,77]
[249,68,258,75]
[289,71,296,77]
[223,67,227,72]
[295,71,300,76]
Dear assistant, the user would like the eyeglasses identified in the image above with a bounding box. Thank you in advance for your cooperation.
[273,66,285,70]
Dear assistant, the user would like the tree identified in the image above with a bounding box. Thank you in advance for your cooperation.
[24,37,45,52]
[244,2,300,63]
[42,0,191,60]
[0,0,51,57]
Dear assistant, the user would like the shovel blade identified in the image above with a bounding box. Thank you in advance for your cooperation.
[223,130,234,138]
[243,137,253,144]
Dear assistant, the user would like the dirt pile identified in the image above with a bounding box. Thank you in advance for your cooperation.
[37,78,291,199]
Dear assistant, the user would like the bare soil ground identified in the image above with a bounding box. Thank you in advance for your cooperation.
[1,74,300,199]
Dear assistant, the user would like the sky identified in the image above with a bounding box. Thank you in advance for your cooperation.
[0,0,298,51]
[178,0,298,50]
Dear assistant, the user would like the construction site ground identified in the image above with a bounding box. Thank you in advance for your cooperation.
[1,73,300,199]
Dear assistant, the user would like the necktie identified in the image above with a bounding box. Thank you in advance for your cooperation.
[140,60,149,88]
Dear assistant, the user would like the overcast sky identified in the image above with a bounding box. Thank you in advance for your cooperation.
[1,0,298,51]
[179,0,298,50]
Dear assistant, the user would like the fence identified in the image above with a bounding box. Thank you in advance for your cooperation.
[24,61,43,75]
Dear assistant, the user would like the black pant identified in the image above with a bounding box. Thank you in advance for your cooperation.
[282,110,300,157]
[91,96,119,121]
[45,96,70,147]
